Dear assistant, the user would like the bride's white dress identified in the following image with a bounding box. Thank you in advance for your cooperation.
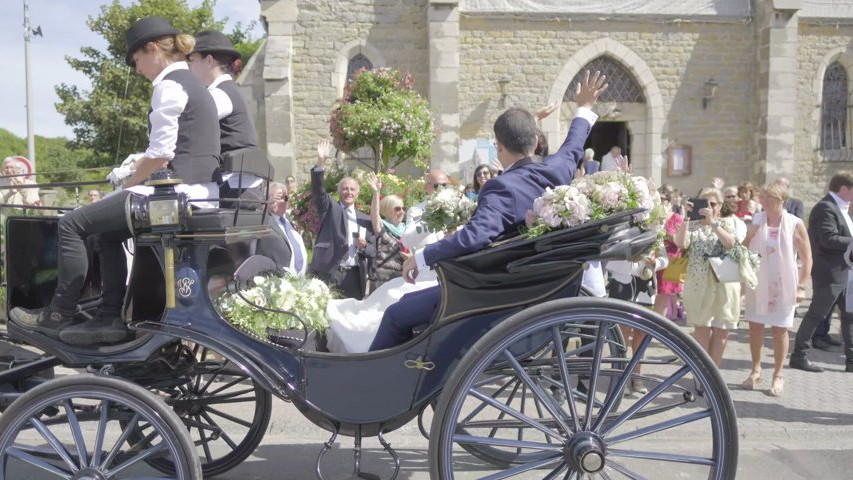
[326,269,438,353]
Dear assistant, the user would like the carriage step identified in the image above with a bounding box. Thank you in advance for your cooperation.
[315,428,400,480]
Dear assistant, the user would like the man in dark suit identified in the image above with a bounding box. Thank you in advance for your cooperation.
[368,70,608,351]
[791,172,853,372]
[309,140,375,299]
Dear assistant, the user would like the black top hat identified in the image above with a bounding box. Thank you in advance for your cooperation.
[192,31,241,60]
[125,16,179,66]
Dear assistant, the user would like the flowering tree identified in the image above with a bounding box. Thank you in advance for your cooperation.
[330,68,435,172]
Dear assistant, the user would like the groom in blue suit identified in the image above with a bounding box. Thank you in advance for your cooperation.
[369,71,608,351]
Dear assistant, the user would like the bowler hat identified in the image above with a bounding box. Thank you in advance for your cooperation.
[192,31,241,59]
[125,16,179,66]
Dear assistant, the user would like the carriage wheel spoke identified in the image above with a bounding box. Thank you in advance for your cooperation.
[201,411,240,450]
[62,400,88,468]
[204,375,247,397]
[607,448,715,466]
[542,462,568,480]
[552,326,581,433]
[196,415,213,463]
[200,387,257,405]
[606,459,647,480]
[477,455,562,480]
[599,469,614,480]
[5,446,72,478]
[470,389,566,442]
[91,399,109,468]
[600,366,690,436]
[503,351,573,436]
[593,335,652,431]
[108,442,167,477]
[206,406,253,428]
[486,379,522,438]
[101,413,140,469]
[453,434,563,452]
[29,417,78,472]
[461,377,519,426]
[583,322,608,431]
[606,410,712,445]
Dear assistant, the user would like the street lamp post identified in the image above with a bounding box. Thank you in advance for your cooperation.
[23,0,36,169]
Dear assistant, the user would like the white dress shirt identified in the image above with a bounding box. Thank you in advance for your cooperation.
[277,215,307,275]
[129,61,217,208]
[208,73,263,190]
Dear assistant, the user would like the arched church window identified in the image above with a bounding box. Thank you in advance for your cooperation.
[564,56,645,103]
[347,53,374,84]
[822,61,848,151]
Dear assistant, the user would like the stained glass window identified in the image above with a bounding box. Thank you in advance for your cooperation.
[347,53,374,84]
[564,56,645,103]
[822,62,848,151]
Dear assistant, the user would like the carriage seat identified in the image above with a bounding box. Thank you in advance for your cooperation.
[433,209,655,324]
[185,208,266,232]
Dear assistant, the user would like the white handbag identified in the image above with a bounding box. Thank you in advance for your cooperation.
[708,256,740,283]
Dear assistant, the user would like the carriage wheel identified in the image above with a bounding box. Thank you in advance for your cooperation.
[429,297,738,480]
[456,321,626,468]
[128,343,272,478]
[0,374,201,479]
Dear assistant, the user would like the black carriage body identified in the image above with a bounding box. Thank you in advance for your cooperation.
[4,208,655,438]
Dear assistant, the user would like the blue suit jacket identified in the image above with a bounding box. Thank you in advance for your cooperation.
[423,116,592,266]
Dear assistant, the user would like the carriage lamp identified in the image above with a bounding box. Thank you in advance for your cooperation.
[702,78,719,109]
[125,169,190,235]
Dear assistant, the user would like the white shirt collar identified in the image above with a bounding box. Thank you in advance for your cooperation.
[829,191,850,210]
[152,61,189,86]
[208,73,233,89]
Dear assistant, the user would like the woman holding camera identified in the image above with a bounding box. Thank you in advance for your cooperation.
[675,187,743,368]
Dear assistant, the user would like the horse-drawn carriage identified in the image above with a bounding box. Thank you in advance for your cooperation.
[0,171,738,479]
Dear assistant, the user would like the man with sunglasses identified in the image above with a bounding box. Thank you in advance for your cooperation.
[400,169,451,252]
[369,70,608,351]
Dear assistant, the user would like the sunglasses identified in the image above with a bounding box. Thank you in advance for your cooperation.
[432,183,449,189]
[476,171,490,178]
[393,206,404,212]
[709,202,719,207]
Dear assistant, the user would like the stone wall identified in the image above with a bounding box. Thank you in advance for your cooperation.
[288,0,430,180]
[794,22,853,209]
[457,15,757,196]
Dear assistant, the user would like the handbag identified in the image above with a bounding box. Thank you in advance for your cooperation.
[661,257,688,283]
[708,256,740,283]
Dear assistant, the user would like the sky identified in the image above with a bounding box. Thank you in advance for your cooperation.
[0,0,263,140]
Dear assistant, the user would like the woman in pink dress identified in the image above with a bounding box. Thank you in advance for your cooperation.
[741,182,812,397]
[654,185,684,320]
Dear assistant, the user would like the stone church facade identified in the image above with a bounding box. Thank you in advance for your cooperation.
[241,0,853,207]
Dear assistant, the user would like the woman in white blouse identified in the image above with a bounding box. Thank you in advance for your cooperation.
[10,17,221,347]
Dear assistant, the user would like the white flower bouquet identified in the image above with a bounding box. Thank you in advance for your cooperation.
[419,186,477,233]
[527,170,665,239]
[215,272,334,339]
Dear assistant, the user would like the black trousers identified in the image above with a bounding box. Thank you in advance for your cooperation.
[52,191,131,316]
[793,281,853,365]
[317,266,365,300]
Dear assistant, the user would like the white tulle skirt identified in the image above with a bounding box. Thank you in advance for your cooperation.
[325,269,439,353]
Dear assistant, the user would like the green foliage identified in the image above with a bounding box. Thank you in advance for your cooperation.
[227,21,263,62]
[55,0,261,168]
[0,128,95,182]
[330,68,435,172]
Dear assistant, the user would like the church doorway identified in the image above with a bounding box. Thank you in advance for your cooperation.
[584,121,631,164]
